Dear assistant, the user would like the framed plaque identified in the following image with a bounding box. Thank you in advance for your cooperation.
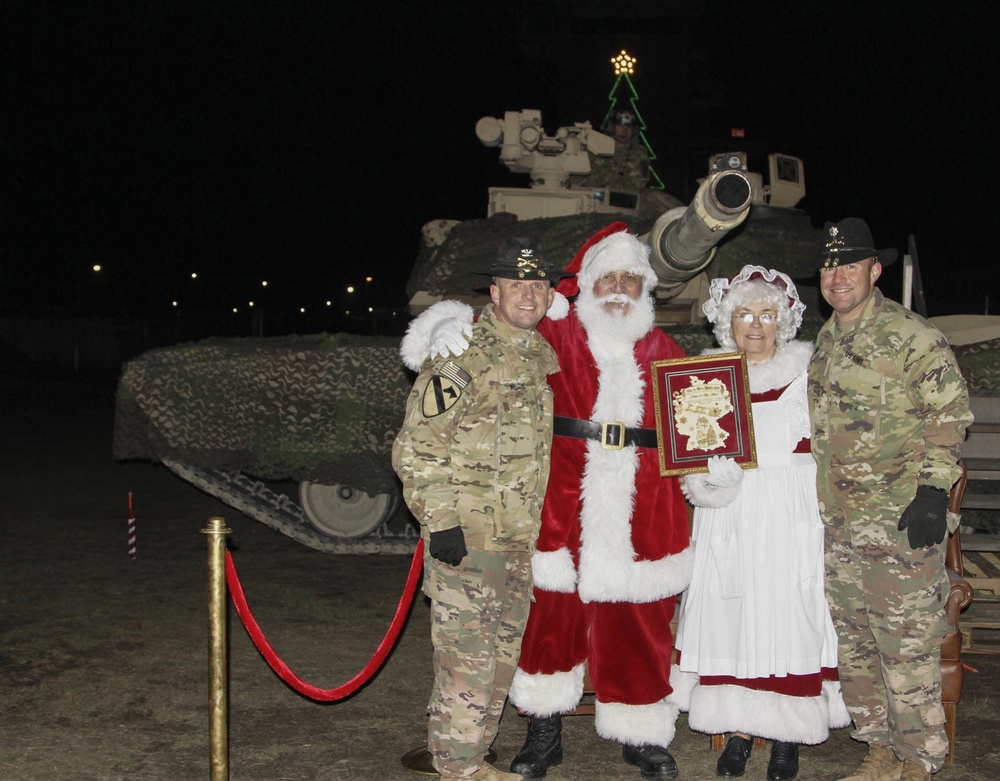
[650,352,756,477]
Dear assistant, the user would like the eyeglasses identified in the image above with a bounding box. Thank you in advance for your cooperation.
[733,312,777,324]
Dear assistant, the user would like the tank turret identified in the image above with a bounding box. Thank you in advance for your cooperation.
[408,110,758,322]
[474,111,756,287]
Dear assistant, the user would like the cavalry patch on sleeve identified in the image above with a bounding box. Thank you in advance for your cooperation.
[421,361,472,417]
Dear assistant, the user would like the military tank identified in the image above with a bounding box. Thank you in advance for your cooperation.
[112,108,825,554]
[409,109,828,351]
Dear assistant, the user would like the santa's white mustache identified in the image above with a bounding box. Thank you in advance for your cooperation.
[599,293,632,305]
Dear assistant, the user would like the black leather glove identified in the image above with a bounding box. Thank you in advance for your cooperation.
[428,526,468,566]
[897,485,949,549]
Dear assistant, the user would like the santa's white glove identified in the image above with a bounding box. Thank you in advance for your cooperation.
[704,455,744,489]
[429,318,473,360]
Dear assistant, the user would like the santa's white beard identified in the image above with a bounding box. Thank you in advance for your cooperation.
[575,288,656,346]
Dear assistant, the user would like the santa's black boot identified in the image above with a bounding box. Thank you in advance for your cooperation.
[509,715,564,780]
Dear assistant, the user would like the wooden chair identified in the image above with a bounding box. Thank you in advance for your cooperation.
[707,463,973,762]
[942,461,973,763]
[710,734,765,752]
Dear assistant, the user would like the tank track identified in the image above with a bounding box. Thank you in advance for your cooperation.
[163,460,418,555]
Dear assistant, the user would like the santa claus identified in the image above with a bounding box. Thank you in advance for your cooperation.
[401,222,693,780]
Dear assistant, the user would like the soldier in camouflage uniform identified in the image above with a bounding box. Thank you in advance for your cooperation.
[571,108,650,196]
[392,237,561,781]
[401,223,694,780]
[807,218,973,781]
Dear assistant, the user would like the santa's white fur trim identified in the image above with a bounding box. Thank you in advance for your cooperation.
[595,697,679,747]
[688,682,843,744]
[577,425,694,601]
[574,317,693,602]
[681,472,742,509]
[399,300,475,371]
[509,664,585,717]
[547,291,569,320]
[579,545,694,603]
[577,231,657,295]
[531,547,577,593]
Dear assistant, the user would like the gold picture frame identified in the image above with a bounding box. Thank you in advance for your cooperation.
[650,352,757,477]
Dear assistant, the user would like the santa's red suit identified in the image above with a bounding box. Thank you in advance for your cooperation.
[401,223,694,750]
[510,307,692,747]
[510,302,692,749]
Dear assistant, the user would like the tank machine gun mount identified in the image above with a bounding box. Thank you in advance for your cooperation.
[475,109,616,190]
[474,108,664,220]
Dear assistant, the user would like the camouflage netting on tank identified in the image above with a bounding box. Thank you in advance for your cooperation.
[408,208,829,335]
[113,334,412,495]
[954,338,1000,395]
[710,209,825,284]
[407,212,655,299]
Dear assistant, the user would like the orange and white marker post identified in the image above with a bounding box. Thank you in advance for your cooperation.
[127,492,137,560]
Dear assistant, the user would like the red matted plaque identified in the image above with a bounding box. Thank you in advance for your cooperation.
[650,352,756,476]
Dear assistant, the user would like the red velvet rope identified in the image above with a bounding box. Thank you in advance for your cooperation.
[224,539,424,701]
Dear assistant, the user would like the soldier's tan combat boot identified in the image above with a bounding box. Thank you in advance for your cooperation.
[837,745,902,781]
[468,762,525,781]
[899,761,931,781]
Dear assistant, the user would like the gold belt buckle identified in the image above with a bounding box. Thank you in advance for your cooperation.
[600,421,626,450]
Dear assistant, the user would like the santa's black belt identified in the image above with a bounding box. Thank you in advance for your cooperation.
[553,416,659,450]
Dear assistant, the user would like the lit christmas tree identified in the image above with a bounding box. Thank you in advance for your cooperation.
[600,50,665,190]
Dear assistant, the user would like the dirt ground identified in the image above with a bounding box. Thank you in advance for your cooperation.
[2,370,999,781]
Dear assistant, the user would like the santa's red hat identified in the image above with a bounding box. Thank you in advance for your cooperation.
[547,221,656,320]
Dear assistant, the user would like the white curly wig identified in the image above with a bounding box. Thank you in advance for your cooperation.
[702,266,805,351]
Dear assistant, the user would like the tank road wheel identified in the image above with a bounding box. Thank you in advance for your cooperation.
[298,482,401,539]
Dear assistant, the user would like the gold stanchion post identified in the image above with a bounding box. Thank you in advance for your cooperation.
[202,516,232,781]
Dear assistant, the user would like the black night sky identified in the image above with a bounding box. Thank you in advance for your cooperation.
[4,1,998,335]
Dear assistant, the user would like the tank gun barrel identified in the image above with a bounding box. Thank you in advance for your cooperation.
[641,156,753,296]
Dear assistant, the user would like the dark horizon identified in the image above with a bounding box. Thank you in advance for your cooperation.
[4,2,997,331]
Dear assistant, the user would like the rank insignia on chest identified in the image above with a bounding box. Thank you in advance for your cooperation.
[422,361,472,417]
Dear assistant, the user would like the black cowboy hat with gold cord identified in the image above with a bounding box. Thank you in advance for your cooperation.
[817,217,898,269]
[475,236,571,281]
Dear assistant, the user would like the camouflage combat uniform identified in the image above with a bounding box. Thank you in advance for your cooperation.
[392,303,558,779]
[808,289,972,771]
